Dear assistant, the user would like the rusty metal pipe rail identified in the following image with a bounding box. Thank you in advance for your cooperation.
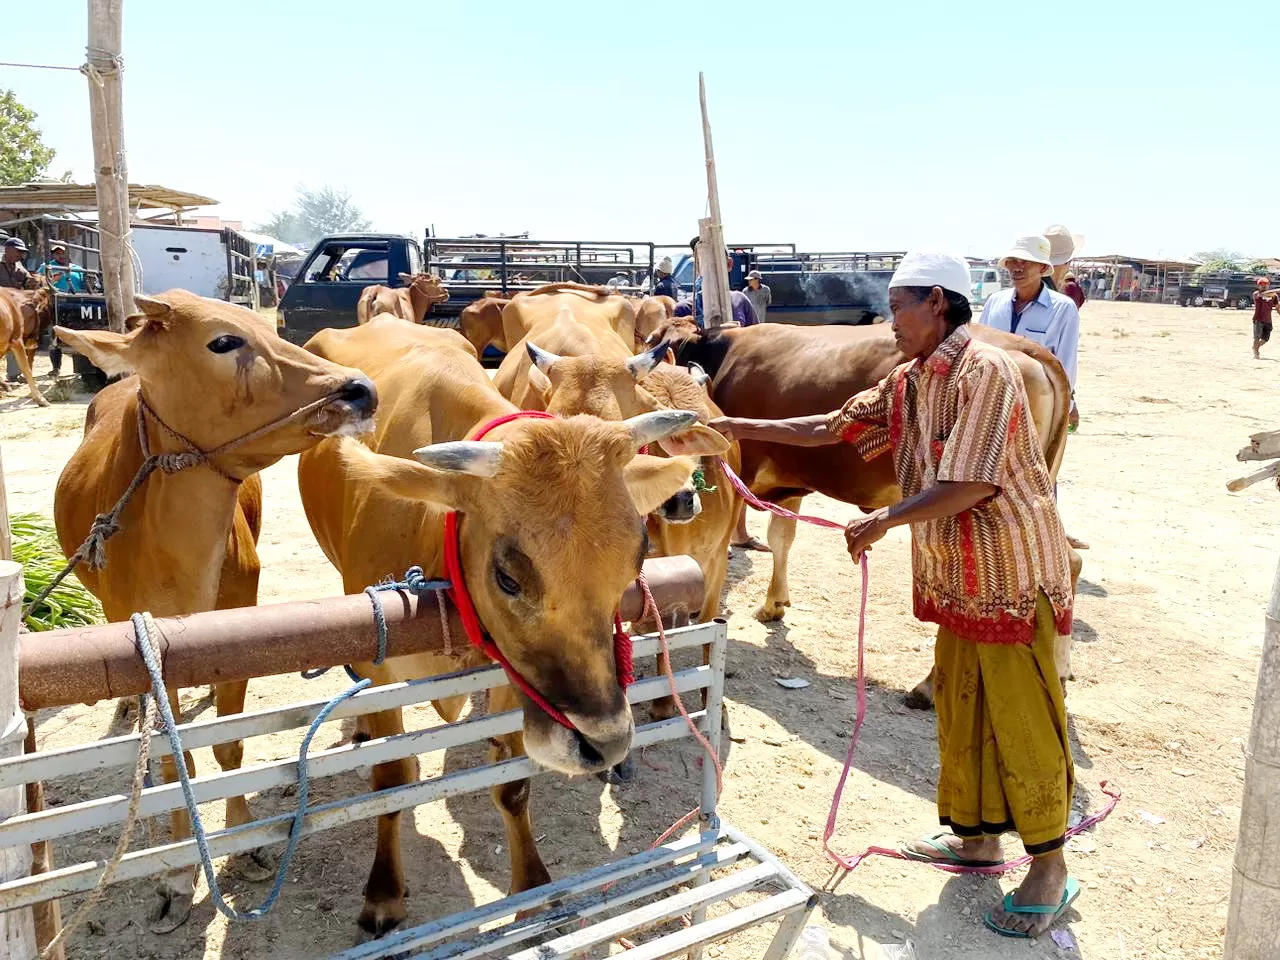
[19,555,702,711]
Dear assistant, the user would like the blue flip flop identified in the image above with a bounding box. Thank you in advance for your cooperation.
[983,876,1082,939]
[898,831,1004,868]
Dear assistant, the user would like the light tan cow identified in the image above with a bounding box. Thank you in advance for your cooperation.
[53,291,377,931]
[633,294,677,347]
[458,295,509,356]
[296,319,700,936]
[0,285,51,405]
[500,282,636,351]
[356,272,450,325]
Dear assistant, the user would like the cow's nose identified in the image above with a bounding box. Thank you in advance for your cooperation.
[337,376,378,415]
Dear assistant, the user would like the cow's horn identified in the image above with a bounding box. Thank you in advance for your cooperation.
[412,441,504,478]
[526,342,562,373]
[625,410,698,450]
[625,341,668,380]
[134,295,171,317]
[688,362,710,386]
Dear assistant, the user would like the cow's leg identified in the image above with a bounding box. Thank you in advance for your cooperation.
[211,679,277,881]
[904,668,936,710]
[149,687,198,933]
[359,706,416,936]
[9,341,47,406]
[756,499,802,621]
[1056,545,1084,686]
[488,686,552,899]
[646,609,692,723]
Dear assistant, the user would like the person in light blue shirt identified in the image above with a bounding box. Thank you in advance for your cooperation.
[980,233,1085,548]
[979,234,1080,390]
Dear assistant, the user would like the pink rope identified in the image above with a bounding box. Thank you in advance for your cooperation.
[718,457,1123,874]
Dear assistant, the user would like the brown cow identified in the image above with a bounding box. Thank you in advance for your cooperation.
[659,320,1081,706]
[0,285,51,405]
[296,319,701,935]
[53,291,377,931]
[458,295,509,356]
[356,272,450,325]
[633,294,676,347]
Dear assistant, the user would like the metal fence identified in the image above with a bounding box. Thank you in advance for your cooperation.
[0,567,813,958]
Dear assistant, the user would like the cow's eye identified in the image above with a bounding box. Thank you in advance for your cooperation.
[494,565,521,597]
[207,335,246,354]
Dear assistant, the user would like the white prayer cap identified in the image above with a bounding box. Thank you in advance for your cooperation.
[888,251,972,299]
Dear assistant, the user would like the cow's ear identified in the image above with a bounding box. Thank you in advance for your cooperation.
[526,363,552,400]
[337,438,486,510]
[623,454,696,515]
[53,326,135,377]
[655,423,730,457]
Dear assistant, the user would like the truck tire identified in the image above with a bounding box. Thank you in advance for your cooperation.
[72,353,109,392]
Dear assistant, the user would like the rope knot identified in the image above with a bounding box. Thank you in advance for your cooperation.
[154,451,202,474]
[83,512,121,570]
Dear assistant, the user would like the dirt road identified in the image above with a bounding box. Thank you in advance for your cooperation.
[6,299,1269,959]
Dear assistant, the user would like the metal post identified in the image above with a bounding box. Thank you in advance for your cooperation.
[1224,556,1280,958]
[86,0,136,333]
[0,560,36,959]
[686,618,729,960]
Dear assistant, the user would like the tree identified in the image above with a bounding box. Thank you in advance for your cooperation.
[1193,248,1245,275]
[255,185,372,247]
[0,90,59,185]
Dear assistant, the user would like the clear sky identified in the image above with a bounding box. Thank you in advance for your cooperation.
[4,1,1275,260]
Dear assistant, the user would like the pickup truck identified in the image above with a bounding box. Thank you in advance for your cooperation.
[277,232,656,345]
[4,215,258,387]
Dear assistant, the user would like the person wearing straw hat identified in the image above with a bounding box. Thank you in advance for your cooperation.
[1042,224,1083,293]
[709,252,1079,938]
[980,234,1087,548]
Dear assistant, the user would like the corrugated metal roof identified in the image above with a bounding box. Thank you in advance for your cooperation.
[0,182,216,213]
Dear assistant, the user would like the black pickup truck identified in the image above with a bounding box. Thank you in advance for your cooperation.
[277,233,656,345]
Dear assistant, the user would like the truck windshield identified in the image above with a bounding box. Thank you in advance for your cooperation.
[302,244,389,283]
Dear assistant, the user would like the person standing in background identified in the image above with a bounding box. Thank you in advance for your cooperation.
[652,256,678,299]
[1062,273,1086,310]
[743,269,772,322]
[0,238,33,289]
[1252,277,1277,359]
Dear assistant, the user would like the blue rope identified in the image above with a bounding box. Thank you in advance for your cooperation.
[127,568,450,921]
[301,567,451,682]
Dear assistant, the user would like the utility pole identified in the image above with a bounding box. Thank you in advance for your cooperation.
[698,72,731,329]
[1224,554,1280,958]
[86,0,135,333]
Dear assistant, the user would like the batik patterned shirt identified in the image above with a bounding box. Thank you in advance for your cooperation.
[827,324,1073,643]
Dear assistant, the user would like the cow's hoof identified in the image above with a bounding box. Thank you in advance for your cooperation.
[902,688,935,711]
[599,753,637,784]
[32,395,49,408]
[357,900,406,939]
[230,846,277,882]
[147,885,194,934]
[648,697,681,722]
[755,600,789,622]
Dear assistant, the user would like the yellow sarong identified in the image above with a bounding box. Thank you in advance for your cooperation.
[933,591,1074,854]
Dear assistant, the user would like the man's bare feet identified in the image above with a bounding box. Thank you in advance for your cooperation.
[987,851,1071,937]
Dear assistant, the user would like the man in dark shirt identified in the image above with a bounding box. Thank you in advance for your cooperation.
[1062,274,1086,310]
[652,257,678,299]
[0,238,33,289]
[1253,277,1277,359]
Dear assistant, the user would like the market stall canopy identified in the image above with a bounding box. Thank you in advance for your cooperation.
[0,182,216,219]
[238,230,305,258]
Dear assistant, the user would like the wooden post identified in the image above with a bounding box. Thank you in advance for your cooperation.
[698,73,732,330]
[0,561,36,959]
[1224,556,1280,958]
[86,0,135,333]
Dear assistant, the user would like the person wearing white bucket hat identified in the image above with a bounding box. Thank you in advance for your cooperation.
[980,233,1086,549]
[709,251,1079,939]
[652,256,677,300]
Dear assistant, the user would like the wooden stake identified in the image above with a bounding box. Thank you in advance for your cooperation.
[698,73,732,329]
[0,561,36,959]
[1225,557,1280,958]
[86,0,136,333]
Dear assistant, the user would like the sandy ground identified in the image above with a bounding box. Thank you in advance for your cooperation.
[4,299,1273,960]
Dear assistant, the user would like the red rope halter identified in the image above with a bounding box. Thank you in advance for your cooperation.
[442,410,634,731]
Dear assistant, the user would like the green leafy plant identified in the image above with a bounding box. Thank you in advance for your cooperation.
[12,512,103,631]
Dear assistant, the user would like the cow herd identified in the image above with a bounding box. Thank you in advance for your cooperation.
[39,281,1077,938]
